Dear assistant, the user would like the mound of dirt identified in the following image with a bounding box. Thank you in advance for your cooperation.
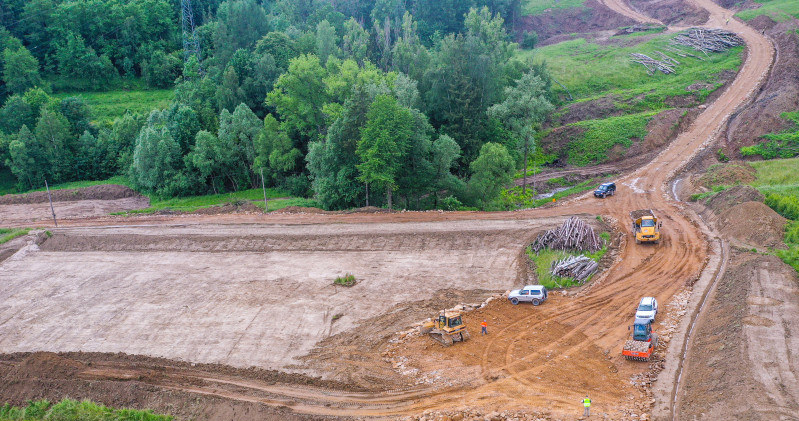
[343,206,394,214]
[718,201,786,248]
[703,185,764,214]
[0,185,140,205]
[193,201,263,215]
[724,17,799,156]
[2,352,86,380]
[270,206,330,214]
[697,163,757,188]
[519,0,635,44]
[630,0,708,26]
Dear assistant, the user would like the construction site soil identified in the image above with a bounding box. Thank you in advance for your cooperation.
[676,252,799,419]
[724,16,799,157]
[0,0,789,419]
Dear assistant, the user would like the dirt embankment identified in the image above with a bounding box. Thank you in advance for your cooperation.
[695,162,757,188]
[519,0,635,43]
[724,17,799,156]
[678,252,799,419]
[0,185,140,205]
[0,352,328,421]
[630,0,709,26]
[697,184,785,249]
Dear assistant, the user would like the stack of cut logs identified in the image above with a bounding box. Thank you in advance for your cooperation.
[532,216,601,253]
[550,255,599,282]
[671,27,744,55]
[631,28,743,75]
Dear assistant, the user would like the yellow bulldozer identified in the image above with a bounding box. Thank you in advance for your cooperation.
[420,310,470,346]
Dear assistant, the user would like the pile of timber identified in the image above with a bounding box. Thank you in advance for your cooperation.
[632,28,742,75]
[670,28,744,55]
[630,52,679,75]
[532,216,601,253]
[550,255,599,282]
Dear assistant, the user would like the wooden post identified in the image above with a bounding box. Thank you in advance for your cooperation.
[45,180,57,227]
[260,168,268,213]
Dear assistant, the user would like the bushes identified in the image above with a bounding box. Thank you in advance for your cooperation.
[0,399,171,421]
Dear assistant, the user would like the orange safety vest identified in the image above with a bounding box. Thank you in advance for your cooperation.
[481,321,487,328]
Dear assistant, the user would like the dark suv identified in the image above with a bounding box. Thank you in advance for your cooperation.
[594,182,616,198]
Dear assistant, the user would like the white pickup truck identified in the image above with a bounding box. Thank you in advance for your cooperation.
[508,285,548,306]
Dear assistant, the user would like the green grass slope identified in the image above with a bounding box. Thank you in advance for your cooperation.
[524,0,586,16]
[54,88,173,125]
[517,31,743,167]
[737,0,799,21]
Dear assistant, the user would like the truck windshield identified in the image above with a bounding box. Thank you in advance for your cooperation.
[638,304,653,311]
[641,219,655,227]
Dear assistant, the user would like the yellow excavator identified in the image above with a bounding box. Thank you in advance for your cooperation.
[420,310,470,346]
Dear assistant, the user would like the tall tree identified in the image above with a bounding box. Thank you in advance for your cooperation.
[487,71,554,193]
[356,95,414,209]
[315,20,340,65]
[2,46,41,95]
[6,125,45,189]
[468,142,515,207]
[213,0,270,65]
[266,54,329,148]
[34,108,72,182]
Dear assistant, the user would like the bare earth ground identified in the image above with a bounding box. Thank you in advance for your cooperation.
[0,0,784,419]
[0,220,552,372]
[677,252,799,420]
[0,197,150,225]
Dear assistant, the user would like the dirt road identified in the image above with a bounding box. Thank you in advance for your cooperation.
[0,0,776,419]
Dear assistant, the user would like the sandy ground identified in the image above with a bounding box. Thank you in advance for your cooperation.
[677,252,799,420]
[0,220,553,371]
[0,196,149,225]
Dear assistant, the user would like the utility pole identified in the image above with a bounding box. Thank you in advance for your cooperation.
[45,180,57,227]
[180,0,203,74]
[260,168,268,212]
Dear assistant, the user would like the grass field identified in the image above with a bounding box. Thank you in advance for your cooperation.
[0,398,171,421]
[737,0,799,21]
[567,111,658,165]
[523,0,586,16]
[54,88,173,125]
[525,235,609,289]
[0,228,30,244]
[746,158,799,271]
[750,158,799,197]
[522,34,743,107]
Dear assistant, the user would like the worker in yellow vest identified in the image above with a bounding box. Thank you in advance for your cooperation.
[583,395,591,417]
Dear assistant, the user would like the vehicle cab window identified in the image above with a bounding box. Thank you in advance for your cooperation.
[521,290,529,295]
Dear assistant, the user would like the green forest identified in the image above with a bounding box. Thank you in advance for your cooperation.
[0,0,559,210]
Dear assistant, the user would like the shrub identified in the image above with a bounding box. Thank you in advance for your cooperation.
[440,195,463,211]
[333,273,356,286]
